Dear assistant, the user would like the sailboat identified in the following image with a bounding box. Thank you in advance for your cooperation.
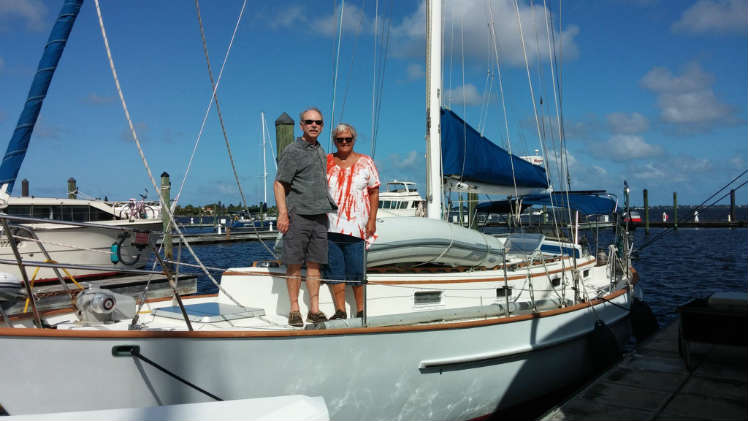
[0,1,638,420]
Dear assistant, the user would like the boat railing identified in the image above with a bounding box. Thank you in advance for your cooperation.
[0,212,184,328]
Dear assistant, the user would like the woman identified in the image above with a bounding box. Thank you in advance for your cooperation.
[324,123,380,320]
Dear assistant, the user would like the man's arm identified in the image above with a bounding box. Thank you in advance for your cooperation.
[274,180,290,233]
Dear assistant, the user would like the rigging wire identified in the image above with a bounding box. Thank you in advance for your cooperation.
[486,1,521,225]
[92,0,246,308]
[370,0,378,155]
[329,0,345,150]
[339,0,368,122]
[193,0,277,259]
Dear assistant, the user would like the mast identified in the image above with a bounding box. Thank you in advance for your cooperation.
[261,112,268,207]
[425,0,443,220]
[0,0,83,199]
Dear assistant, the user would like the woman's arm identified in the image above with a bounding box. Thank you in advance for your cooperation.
[366,187,379,238]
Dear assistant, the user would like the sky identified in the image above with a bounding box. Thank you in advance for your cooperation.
[0,0,746,208]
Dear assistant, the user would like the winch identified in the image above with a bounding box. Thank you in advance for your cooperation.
[76,288,136,323]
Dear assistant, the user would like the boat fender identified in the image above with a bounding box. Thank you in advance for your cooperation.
[630,297,658,342]
[115,232,141,266]
[110,243,120,264]
[588,319,621,371]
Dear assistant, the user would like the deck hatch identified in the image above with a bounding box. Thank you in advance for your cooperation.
[154,303,265,322]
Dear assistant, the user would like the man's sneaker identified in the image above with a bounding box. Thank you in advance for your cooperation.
[329,309,347,320]
[306,311,328,323]
[288,311,303,327]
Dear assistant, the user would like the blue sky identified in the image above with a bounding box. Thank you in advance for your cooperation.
[0,0,745,207]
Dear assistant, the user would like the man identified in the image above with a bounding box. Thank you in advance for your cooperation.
[274,107,337,327]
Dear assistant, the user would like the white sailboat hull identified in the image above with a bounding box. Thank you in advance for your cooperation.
[0,219,160,281]
[0,290,631,420]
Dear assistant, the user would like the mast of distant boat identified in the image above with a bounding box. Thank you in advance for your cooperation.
[425,0,443,220]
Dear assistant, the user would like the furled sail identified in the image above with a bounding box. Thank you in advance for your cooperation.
[440,108,548,192]
[0,0,83,193]
[520,191,618,215]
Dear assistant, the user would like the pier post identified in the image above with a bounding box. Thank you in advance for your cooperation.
[67,177,76,199]
[275,112,295,159]
[21,179,29,197]
[730,189,735,224]
[643,189,649,235]
[673,192,678,230]
[161,172,173,263]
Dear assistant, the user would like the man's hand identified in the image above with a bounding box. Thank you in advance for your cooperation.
[278,212,290,234]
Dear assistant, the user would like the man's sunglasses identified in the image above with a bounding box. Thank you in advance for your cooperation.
[336,137,353,144]
[303,119,323,125]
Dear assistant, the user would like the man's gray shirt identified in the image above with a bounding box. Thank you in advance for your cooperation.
[276,138,337,215]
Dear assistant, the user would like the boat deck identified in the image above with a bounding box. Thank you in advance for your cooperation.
[540,318,747,421]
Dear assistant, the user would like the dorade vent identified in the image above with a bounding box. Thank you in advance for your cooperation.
[154,303,265,323]
[496,286,512,297]
[414,291,442,305]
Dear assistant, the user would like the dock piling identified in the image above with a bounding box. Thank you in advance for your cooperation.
[67,177,76,199]
[643,189,649,235]
[275,112,295,158]
[673,192,678,230]
[161,172,172,263]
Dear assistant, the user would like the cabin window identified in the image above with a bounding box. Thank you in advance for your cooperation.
[583,270,589,278]
[411,201,418,208]
[414,291,442,305]
[550,277,561,287]
[496,286,512,297]
[381,201,391,209]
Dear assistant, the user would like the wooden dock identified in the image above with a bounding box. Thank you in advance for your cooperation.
[540,319,747,420]
[159,229,279,245]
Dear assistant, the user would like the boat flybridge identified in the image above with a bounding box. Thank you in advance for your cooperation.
[377,180,426,217]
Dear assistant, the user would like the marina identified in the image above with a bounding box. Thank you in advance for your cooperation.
[0,0,745,420]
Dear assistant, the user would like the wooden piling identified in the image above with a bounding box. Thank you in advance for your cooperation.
[275,112,295,158]
[643,189,649,235]
[21,179,29,197]
[67,177,76,199]
[673,192,678,230]
[730,189,736,224]
[161,172,173,262]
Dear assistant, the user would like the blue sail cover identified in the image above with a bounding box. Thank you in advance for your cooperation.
[440,108,548,188]
[521,191,618,215]
[0,0,83,193]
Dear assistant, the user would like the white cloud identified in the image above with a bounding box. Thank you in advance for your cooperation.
[0,0,48,31]
[389,150,420,170]
[317,4,371,37]
[444,84,482,106]
[640,63,734,129]
[84,92,115,105]
[407,63,425,80]
[672,0,747,36]
[604,135,663,161]
[392,0,579,67]
[268,5,307,29]
[607,112,649,134]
